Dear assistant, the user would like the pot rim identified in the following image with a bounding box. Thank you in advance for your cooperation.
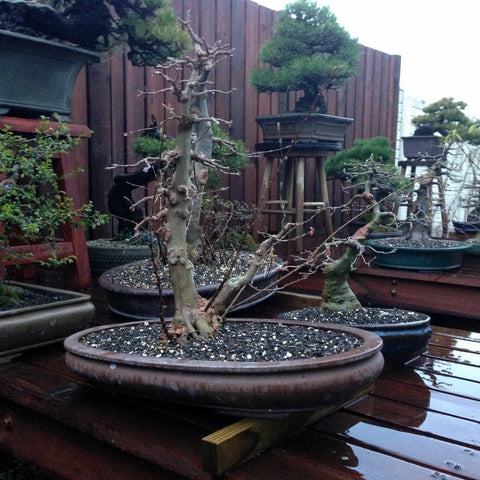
[367,239,469,252]
[63,318,383,373]
[279,308,431,331]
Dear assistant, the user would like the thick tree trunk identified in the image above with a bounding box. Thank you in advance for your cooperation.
[321,193,390,312]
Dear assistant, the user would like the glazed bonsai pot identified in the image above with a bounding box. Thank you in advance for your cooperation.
[256,113,353,151]
[278,308,431,369]
[87,239,152,274]
[0,29,99,120]
[99,256,284,320]
[401,135,443,159]
[367,239,469,271]
[0,282,95,362]
[64,318,384,418]
[453,220,480,234]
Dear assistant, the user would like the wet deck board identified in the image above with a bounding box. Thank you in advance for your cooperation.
[0,323,479,479]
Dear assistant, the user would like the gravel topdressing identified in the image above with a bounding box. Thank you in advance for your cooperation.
[103,252,258,289]
[279,307,426,326]
[368,238,466,249]
[80,321,364,362]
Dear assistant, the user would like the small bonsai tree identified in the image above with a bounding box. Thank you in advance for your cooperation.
[405,98,480,239]
[249,0,359,112]
[325,137,410,231]
[0,0,190,66]
[0,120,108,305]
[411,97,480,144]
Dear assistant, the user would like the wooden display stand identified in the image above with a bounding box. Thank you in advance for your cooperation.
[397,157,448,236]
[255,143,334,251]
[0,116,92,289]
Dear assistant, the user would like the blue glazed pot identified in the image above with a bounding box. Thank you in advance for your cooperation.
[278,307,432,369]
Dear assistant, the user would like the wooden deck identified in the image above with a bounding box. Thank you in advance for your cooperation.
[0,285,479,479]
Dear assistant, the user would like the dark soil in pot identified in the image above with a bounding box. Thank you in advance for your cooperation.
[1,284,70,311]
[368,238,465,249]
[79,319,363,361]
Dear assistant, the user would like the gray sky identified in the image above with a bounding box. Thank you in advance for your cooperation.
[254,0,480,118]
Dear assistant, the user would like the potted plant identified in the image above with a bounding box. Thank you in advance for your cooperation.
[367,171,471,271]
[249,0,358,148]
[279,192,432,368]
[64,22,384,417]
[325,136,410,237]
[0,119,108,361]
[370,100,480,270]
[0,0,189,120]
[402,97,480,158]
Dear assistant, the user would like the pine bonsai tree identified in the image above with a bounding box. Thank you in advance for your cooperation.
[249,0,359,113]
[0,0,190,66]
[412,97,480,144]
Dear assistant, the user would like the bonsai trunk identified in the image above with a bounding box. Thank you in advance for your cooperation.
[321,193,391,312]
[186,70,211,257]
[166,98,219,340]
[407,175,433,242]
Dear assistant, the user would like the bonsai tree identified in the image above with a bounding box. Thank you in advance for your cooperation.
[327,137,408,205]
[403,99,480,239]
[104,21,322,342]
[0,120,108,305]
[249,0,359,113]
[411,97,480,143]
[0,0,190,66]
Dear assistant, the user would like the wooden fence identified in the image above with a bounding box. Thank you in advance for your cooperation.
[69,0,401,238]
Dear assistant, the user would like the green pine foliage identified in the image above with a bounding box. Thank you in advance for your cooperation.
[2,0,190,67]
[325,137,394,180]
[412,97,480,144]
[249,0,359,112]
[325,137,409,205]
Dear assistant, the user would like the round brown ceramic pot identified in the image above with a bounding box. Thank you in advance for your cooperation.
[99,256,284,320]
[64,318,384,418]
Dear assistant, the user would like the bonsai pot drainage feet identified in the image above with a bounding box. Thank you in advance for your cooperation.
[64,318,384,418]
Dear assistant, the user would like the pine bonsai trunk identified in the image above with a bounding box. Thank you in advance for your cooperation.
[407,175,432,242]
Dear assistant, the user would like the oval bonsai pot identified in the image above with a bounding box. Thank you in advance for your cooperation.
[99,256,284,320]
[64,318,384,418]
[367,239,470,271]
[279,308,431,369]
